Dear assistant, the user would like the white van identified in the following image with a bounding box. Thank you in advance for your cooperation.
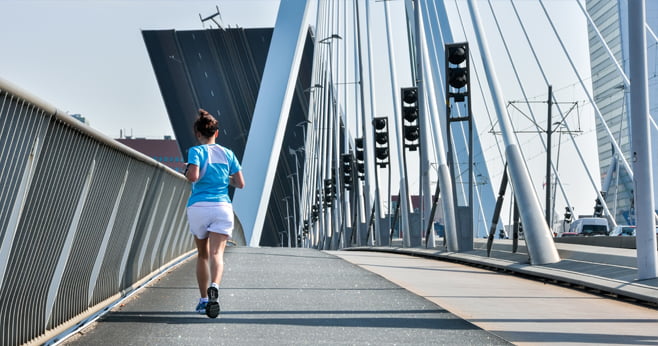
[569,217,609,236]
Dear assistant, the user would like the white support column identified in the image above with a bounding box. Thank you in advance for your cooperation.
[232,0,311,247]
[364,0,381,246]
[383,0,412,247]
[467,0,559,264]
[417,0,458,251]
[629,0,658,280]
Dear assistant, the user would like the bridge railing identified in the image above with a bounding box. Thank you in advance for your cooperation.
[0,78,194,345]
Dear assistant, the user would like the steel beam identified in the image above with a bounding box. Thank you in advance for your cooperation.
[232,0,311,247]
[629,0,658,279]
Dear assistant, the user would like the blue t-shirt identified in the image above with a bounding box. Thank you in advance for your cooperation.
[187,144,241,206]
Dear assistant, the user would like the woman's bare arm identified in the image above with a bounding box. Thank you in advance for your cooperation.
[185,164,199,182]
[229,171,245,189]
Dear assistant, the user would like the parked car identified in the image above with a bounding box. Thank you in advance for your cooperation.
[610,225,636,236]
[557,232,580,237]
[569,217,609,236]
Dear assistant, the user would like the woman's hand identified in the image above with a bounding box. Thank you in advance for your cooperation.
[229,171,245,189]
[185,164,200,182]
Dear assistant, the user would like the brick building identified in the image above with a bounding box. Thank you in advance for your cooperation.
[116,136,185,173]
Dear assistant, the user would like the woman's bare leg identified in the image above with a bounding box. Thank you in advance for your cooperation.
[208,233,229,285]
[194,236,209,297]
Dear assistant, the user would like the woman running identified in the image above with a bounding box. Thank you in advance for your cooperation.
[185,109,245,318]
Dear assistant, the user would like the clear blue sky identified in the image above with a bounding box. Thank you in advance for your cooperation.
[0,0,280,139]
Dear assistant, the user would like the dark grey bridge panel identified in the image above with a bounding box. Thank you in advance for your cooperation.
[142,28,314,247]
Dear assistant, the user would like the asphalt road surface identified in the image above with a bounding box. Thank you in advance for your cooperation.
[64,247,509,345]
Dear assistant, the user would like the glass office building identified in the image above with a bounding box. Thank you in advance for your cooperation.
[587,0,658,224]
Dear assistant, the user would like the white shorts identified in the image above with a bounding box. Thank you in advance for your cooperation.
[187,202,234,240]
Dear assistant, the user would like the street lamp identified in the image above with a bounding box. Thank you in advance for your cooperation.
[282,197,291,247]
[303,84,323,93]
[296,120,311,145]
[287,173,298,246]
[199,5,223,29]
[278,231,286,247]
[289,147,304,217]
[319,33,343,245]
[288,149,304,243]
[319,34,342,44]
[334,81,360,85]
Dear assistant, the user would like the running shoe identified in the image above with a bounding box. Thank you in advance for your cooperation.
[206,286,220,318]
[195,300,207,314]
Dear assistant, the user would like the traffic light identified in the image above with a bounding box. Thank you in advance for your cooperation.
[401,87,419,151]
[313,189,321,221]
[341,153,353,190]
[593,198,603,217]
[445,42,469,102]
[564,207,573,223]
[372,117,389,168]
[302,219,309,238]
[323,178,335,207]
[311,204,319,222]
[355,138,365,180]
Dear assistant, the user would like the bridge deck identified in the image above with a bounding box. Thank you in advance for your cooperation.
[62,247,508,345]
[62,244,658,345]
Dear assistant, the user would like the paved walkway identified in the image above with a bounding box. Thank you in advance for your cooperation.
[61,243,658,345]
[359,239,658,305]
[63,247,507,345]
[332,250,658,346]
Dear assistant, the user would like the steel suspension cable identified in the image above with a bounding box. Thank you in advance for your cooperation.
[486,0,574,218]
[426,0,505,169]
[537,0,633,182]
[507,0,605,220]
[423,0,502,237]
[298,0,324,247]
[538,0,632,222]
[576,0,658,132]
[458,0,544,187]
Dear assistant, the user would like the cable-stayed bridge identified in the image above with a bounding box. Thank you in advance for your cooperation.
[219,0,657,270]
[1,0,657,344]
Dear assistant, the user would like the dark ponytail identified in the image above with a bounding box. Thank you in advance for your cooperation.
[194,109,218,138]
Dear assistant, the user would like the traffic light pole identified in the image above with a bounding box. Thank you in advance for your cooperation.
[400,87,422,246]
[446,102,474,252]
[372,117,392,246]
[401,133,412,245]
[445,41,474,252]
